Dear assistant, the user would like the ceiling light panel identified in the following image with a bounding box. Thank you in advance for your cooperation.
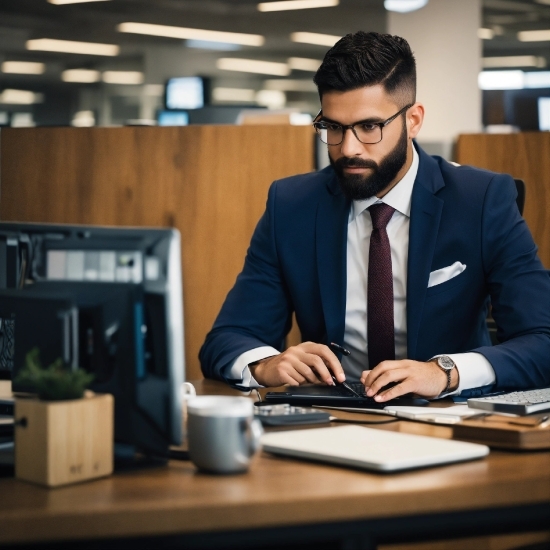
[290,32,341,46]
[258,0,338,12]
[478,70,524,90]
[2,61,45,74]
[288,57,321,71]
[26,39,119,56]
[102,71,144,84]
[478,28,494,40]
[62,69,101,82]
[48,0,110,4]
[518,29,550,42]
[212,88,256,102]
[264,79,317,91]
[0,89,43,104]
[384,0,428,13]
[118,22,264,47]
[483,55,546,68]
[216,58,290,76]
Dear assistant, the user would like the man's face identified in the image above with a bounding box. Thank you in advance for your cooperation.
[321,85,412,201]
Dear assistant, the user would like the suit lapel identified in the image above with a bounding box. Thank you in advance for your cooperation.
[406,147,445,359]
[316,171,350,346]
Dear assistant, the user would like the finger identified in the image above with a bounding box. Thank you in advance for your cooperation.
[360,370,370,385]
[366,368,407,397]
[302,343,345,382]
[374,378,414,402]
[284,367,307,386]
[303,353,334,385]
[292,360,323,385]
[363,360,406,388]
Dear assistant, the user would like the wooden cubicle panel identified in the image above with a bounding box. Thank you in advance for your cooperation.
[0,125,314,379]
[455,132,550,268]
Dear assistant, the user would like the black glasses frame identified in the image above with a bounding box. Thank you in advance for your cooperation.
[312,103,414,146]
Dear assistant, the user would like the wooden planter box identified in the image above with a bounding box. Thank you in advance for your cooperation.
[14,393,113,487]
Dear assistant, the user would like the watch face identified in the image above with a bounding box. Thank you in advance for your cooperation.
[438,356,455,371]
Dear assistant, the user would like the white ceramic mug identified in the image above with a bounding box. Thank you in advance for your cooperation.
[186,396,263,474]
[180,382,197,443]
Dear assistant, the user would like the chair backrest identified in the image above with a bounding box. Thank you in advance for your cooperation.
[514,178,526,215]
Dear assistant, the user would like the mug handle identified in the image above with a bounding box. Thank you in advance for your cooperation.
[180,383,196,443]
[180,382,196,402]
[246,418,263,456]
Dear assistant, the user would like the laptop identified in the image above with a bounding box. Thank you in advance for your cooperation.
[261,425,489,472]
[264,381,429,409]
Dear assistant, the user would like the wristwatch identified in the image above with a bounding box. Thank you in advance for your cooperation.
[435,356,456,393]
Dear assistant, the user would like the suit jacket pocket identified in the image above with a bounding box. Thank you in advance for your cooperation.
[425,270,469,297]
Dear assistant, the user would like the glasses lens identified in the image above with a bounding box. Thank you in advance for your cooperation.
[315,122,343,145]
[354,123,382,145]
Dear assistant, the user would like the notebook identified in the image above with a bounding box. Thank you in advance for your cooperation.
[261,425,489,472]
[264,382,429,409]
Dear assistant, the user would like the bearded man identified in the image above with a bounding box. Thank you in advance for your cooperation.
[200,31,550,401]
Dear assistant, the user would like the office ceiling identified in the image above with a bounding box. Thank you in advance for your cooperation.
[0,0,549,122]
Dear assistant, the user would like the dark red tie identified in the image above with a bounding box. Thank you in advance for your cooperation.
[368,203,396,369]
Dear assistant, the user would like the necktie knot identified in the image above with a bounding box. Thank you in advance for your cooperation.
[369,203,395,230]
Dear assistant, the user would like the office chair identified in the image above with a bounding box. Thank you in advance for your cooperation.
[487,178,526,345]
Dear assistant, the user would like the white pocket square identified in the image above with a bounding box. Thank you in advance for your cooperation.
[428,261,466,288]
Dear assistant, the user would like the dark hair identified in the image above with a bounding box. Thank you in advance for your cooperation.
[313,31,416,104]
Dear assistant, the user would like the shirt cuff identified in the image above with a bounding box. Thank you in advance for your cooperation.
[436,352,496,397]
[222,346,280,388]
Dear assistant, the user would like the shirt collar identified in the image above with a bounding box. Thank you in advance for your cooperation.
[350,144,419,222]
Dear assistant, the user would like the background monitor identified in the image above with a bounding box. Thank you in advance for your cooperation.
[538,97,550,131]
[165,76,209,110]
[0,222,185,457]
[157,110,189,126]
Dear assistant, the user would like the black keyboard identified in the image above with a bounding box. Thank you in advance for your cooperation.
[333,382,369,398]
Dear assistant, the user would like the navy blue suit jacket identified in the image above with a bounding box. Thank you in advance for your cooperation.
[200,144,550,392]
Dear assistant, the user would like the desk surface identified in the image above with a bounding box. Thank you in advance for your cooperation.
[1,380,549,548]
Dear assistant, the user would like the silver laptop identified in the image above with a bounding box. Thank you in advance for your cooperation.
[261,425,489,472]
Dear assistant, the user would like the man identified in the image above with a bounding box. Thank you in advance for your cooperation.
[200,31,550,402]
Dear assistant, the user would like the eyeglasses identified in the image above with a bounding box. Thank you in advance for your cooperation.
[312,103,414,146]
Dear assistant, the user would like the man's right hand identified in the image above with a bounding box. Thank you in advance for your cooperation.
[249,342,346,387]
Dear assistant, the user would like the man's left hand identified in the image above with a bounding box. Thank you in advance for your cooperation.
[360,359,458,402]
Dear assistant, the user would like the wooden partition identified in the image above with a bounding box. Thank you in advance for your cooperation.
[0,125,314,379]
[455,132,550,268]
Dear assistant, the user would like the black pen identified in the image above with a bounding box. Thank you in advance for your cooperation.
[329,342,351,356]
[328,343,361,397]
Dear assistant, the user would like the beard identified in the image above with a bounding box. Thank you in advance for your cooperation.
[329,119,409,201]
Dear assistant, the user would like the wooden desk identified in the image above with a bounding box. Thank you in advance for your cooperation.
[0,380,549,550]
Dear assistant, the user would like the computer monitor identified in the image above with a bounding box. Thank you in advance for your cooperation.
[157,110,189,126]
[165,76,209,110]
[538,97,550,131]
[0,222,185,457]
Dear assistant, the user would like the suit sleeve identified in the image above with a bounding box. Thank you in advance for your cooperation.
[472,174,550,389]
[199,181,294,382]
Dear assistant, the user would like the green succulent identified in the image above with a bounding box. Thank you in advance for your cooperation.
[15,348,94,401]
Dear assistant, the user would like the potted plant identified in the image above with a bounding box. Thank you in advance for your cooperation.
[14,349,113,487]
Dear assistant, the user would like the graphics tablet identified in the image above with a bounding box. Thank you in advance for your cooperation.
[261,425,489,472]
[264,382,429,409]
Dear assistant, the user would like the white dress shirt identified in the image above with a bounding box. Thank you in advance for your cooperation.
[224,147,496,394]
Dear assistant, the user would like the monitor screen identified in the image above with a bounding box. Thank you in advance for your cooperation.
[0,222,185,457]
[538,97,550,131]
[165,77,207,110]
[157,110,189,126]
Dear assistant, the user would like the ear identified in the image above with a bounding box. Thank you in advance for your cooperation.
[407,103,424,140]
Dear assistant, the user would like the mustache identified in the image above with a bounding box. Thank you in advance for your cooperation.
[333,157,378,170]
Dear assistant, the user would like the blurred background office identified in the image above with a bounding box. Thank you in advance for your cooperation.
[0,0,549,160]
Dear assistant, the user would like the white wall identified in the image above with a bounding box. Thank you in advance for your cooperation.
[388,0,482,158]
